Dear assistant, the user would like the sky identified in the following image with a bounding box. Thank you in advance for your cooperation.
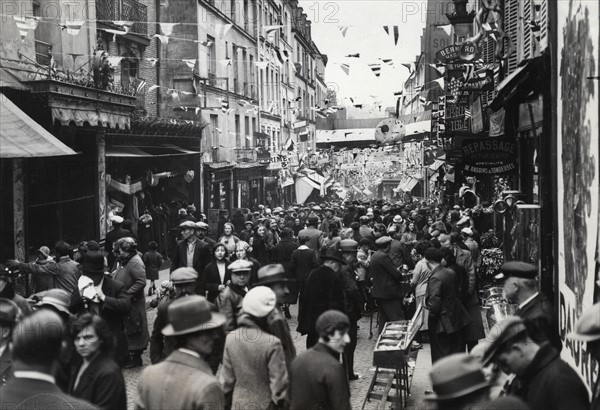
[298,0,429,108]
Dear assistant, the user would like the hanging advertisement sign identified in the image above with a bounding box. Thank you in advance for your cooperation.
[556,0,600,391]
[459,70,495,92]
[461,138,517,175]
[436,43,481,64]
[488,108,505,137]
[470,97,484,134]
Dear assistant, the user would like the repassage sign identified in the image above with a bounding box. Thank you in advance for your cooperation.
[461,138,517,174]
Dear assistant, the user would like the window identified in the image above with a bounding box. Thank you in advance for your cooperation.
[230,0,236,21]
[210,114,219,147]
[252,117,257,146]
[232,44,239,93]
[235,114,241,148]
[243,0,249,31]
[207,35,216,81]
[249,55,255,98]
[244,116,250,147]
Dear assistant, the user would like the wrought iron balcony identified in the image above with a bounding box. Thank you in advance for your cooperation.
[96,0,148,36]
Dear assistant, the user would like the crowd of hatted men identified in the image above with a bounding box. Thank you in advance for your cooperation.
[0,200,599,409]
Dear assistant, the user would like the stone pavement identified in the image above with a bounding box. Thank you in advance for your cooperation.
[124,268,434,409]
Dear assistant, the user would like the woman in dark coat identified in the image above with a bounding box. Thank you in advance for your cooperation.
[271,227,299,314]
[112,237,149,368]
[69,313,127,410]
[142,241,163,295]
[202,243,232,303]
[250,225,271,266]
[289,235,319,304]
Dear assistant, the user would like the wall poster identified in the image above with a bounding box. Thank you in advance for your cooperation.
[555,0,600,391]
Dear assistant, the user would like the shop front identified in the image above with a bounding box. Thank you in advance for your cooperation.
[233,162,266,210]
[204,162,234,212]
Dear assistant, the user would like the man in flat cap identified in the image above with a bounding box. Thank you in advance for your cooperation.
[137,295,225,410]
[483,316,588,410]
[217,259,252,332]
[298,216,323,254]
[290,310,351,410]
[497,261,562,352]
[171,221,210,289]
[320,207,343,235]
[0,310,96,409]
[150,267,200,364]
[370,235,411,333]
[425,247,471,363]
[568,303,600,409]
[298,248,346,348]
[195,221,217,255]
[255,264,297,371]
[239,220,255,244]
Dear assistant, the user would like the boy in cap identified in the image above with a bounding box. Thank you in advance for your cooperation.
[255,264,297,370]
[290,310,352,410]
[220,287,288,410]
[216,259,252,332]
[497,261,562,352]
[483,316,589,410]
[137,296,225,410]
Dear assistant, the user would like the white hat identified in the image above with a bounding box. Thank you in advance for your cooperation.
[111,215,124,224]
[242,286,276,318]
[461,227,473,236]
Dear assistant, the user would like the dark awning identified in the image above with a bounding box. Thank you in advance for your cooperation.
[106,144,200,158]
[489,57,544,111]
[0,93,77,158]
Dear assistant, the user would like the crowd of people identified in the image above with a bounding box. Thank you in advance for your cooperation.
[0,199,598,409]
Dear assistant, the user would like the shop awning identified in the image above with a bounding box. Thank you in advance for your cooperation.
[0,93,77,158]
[489,57,543,111]
[106,144,200,158]
[398,176,419,192]
[429,159,445,171]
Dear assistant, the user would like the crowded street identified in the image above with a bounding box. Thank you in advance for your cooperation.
[1,0,600,409]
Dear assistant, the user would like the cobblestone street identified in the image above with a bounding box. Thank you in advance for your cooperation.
[123,268,432,409]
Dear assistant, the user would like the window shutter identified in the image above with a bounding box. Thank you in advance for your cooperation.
[504,0,519,74]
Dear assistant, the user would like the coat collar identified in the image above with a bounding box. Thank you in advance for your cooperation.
[313,342,339,358]
[166,350,213,375]
[519,342,558,380]
[517,293,545,315]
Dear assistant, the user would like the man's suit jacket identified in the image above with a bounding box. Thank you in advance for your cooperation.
[426,265,471,335]
[517,293,563,353]
[298,227,323,253]
[370,250,411,300]
[170,239,211,278]
[136,350,224,410]
[0,377,96,409]
[68,355,127,410]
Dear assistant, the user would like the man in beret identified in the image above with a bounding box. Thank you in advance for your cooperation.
[370,235,411,332]
[150,267,200,364]
[425,248,471,363]
[497,261,562,352]
[137,296,225,410]
[0,310,96,409]
[290,310,351,410]
[171,221,211,291]
[568,303,600,409]
[483,317,589,410]
[0,298,20,386]
[298,248,346,348]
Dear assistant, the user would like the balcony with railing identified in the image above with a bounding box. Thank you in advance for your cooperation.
[234,148,258,162]
[96,0,148,37]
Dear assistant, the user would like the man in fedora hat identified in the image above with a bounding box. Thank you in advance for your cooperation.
[150,267,200,364]
[137,295,225,410]
[298,247,346,348]
[298,215,323,254]
[290,310,351,410]
[370,235,411,333]
[170,221,211,285]
[255,264,297,370]
[483,316,589,410]
[0,298,20,387]
[568,303,600,409]
[496,261,562,352]
[0,310,95,409]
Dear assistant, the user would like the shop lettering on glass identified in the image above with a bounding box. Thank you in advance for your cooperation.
[461,138,517,175]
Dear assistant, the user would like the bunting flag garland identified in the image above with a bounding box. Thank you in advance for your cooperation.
[383,26,390,35]
[182,59,196,70]
[148,85,160,92]
[135,79,147,94]
[106,56,123,66]
[419,95,428,106]
[368,64,381,77]
[380,59,394,66]
[159,22,179,36]
[154,34,170,44]
[433,77,445,89]
[401,62,415,73]
[346,53,360,58]
[218,59,232,68]
[64,20,84,36]
[393,91,403,96]
[414,85,423,92]
[104,28,127,42]
[429,63,446,75]
[338,25,349,37]
[215,127,223,133]
[14,16,39,40]
[221,99,229,113]
[392,26,400,45]
[437,24,452,36]
[282,50,290,61]
[255,61,269,69]
[339,63,350,76]
[197,39,214,47]
[293,62,302,72]
[215,23,233,39]
[275,49,285,65]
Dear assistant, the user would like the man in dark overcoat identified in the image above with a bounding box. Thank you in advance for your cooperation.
[171,221,211,295]
[425,247,471,363]
[271,228,298,318]
[298,248,346,348]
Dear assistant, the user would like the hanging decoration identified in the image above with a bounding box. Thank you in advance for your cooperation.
[153,33,170,44]
[63,20,85,36]
[368,64,381,77]
[215,23,233,39]
[14,16,39,40]
[159,22,179,36]
[182,59,196,70]
[338,25,349,37]
[339,63,350,75]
